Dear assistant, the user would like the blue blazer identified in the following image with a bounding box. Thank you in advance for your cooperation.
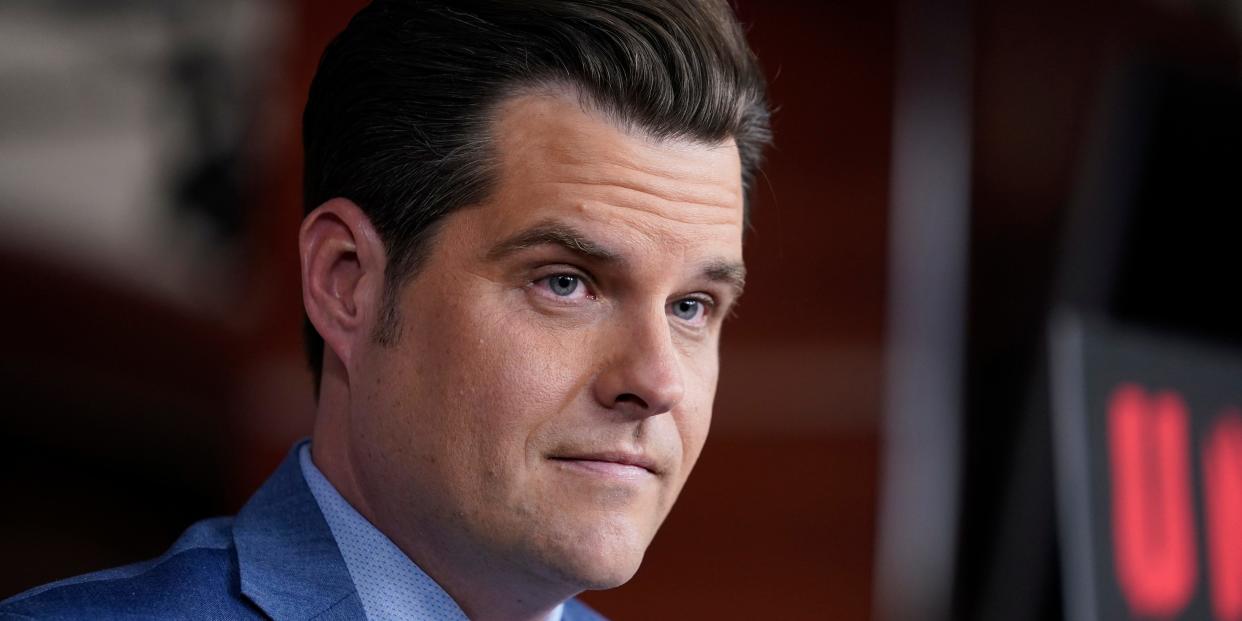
[0,446,607,620]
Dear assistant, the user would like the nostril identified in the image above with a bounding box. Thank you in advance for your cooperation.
[615,393,649,409]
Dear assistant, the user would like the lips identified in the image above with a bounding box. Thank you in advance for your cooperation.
[548,450,661,477]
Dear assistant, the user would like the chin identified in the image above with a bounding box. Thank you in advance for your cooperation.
[555,551,644,591]
[534,521,651,590]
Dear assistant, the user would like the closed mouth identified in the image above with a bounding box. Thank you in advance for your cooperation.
[548,452,660,476]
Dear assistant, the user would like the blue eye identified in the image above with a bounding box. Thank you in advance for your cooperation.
[547,274,580,297]
[671,298,704,322]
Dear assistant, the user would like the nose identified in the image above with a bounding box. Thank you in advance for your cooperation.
[592,308,686,418]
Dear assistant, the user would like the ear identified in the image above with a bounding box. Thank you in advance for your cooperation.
[299,198,387,373]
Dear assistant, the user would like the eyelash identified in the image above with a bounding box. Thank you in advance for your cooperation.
[529,268,597,301]
[527,267,718,326]
[672,294,716,324]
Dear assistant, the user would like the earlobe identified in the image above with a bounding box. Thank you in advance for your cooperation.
[299,198,387,372]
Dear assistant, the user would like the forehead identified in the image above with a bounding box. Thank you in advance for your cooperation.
[476,91,745,254]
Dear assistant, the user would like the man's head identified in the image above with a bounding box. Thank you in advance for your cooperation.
[299,0,769,616]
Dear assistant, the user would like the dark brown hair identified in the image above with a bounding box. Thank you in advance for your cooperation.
[302,0,771,391]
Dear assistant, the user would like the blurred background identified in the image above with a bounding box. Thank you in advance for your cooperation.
[0,1,1238,619]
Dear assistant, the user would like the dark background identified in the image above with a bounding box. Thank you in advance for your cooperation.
[1,1,1238,619]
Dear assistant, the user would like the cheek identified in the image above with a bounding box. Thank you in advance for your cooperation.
[673,351,719,469]
[419,301,589,453]
[474,308,583,400]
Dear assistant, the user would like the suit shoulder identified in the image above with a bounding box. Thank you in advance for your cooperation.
[0,517,261,620]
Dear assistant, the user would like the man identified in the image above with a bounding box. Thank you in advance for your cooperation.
[0,1,770,619]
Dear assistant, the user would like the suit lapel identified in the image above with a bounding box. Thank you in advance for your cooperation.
[233,442,365,621]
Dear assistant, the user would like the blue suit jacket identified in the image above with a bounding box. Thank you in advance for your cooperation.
[0,446,607,621]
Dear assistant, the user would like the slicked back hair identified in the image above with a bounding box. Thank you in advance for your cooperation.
[302,0,772,392]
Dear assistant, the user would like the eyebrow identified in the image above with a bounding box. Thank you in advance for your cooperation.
[486,222,623,264]
[703,260,747,299]
[487,220,746,297]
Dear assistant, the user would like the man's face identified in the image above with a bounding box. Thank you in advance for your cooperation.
[348,92,745,591]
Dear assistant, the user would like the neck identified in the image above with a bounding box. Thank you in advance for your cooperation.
[310,368,578,621]
[310,370,376,523]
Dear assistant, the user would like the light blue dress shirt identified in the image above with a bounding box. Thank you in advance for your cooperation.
[299,443,565,621]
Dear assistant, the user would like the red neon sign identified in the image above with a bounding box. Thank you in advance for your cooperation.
[1203,412,1242,621]
[1108,385,1242,620]
[1109,384,1198,617]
